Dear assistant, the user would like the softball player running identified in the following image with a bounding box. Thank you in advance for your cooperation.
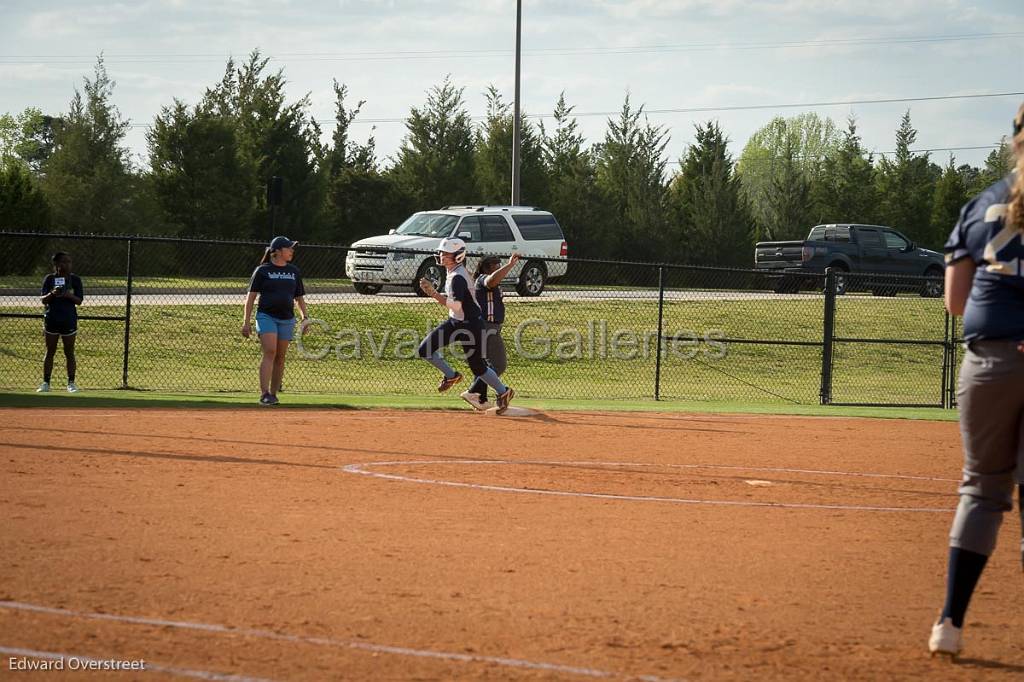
[417,238,515,414]
[930,102,1024,658]
[242,236,308,405]
[37,251,83,393]
[460,252,520,411]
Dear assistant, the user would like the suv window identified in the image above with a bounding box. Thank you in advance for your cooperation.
[457,216,482,242]
[395,213,459,237]
[884,231,909,250]
[512,213,564,241]
[808,226,826,241]
[858,228,883,248]
[481,215,514,242]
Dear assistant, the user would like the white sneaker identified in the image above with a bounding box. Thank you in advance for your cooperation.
[67,382,80,393]
[928,617,962,658]
[460,390,488,412]
[36,382,50,393]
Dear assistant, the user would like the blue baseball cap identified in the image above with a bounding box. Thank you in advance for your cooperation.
[269,236,298,250]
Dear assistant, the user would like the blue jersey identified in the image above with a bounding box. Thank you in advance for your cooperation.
[249,263,305,320]
[475,274,505,324]
[41,273,84,324]
[444,266,480,322]
[944,173,1024,341]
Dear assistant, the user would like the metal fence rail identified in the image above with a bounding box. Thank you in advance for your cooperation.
[0,231,954,406]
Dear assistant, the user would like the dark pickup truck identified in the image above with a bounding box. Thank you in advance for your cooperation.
[754,223,946,296]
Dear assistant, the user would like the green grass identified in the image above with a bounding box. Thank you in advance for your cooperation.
[0,296,953,407]
[0,276,353,291]
[0,389,958,421]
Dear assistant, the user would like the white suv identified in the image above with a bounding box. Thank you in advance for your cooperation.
[345,206,568,296]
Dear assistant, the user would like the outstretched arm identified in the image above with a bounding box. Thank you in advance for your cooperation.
[484,252,522,289]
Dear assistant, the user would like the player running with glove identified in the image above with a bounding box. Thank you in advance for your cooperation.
[416,238,515,414]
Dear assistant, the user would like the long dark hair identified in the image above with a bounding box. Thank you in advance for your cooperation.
[259,247,272,265]
[474,256,501,279]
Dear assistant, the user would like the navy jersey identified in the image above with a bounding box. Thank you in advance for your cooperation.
[475,274,505,324]
[443,266,480,322]
[41,273,84,323]
[944,174,1024,340]
[249,263,305,320]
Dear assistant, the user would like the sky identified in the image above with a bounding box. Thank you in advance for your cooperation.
[1,0,1022,173]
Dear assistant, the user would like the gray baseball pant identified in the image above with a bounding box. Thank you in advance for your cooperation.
[950,340,1024,558]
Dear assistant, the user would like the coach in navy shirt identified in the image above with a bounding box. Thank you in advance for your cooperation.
[242,236,308,405]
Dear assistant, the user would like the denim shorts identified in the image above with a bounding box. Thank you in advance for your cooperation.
[255,312,296,341]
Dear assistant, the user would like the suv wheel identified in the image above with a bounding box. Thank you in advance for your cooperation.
[354,283,382,295]
[516,261,547,296]
[414,260,446,297]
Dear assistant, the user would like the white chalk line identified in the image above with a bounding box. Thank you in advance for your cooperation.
[0,602,675,682]
[341,460,956,513]
[0,644,275,682]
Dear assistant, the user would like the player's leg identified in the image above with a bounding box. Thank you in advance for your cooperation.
[417,320,461,390]
[40,329,59,390]
[932,342,1023,656]
[465,324,500,405]
[61,332,78,391]
[461,322,513,413]
[269,317,294,399]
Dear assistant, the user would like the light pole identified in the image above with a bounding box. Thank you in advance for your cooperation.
[511,0,522,206]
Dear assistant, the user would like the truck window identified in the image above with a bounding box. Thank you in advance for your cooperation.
[858,228,883,248]
[395,213,459,237]
[824,226,851,242]
[481,215,514,242]
[884,231,909,250]
[808,226,827,241]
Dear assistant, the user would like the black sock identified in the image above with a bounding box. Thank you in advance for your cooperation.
[68,374,75,383]
[43,373,52,383]
[941,547,988,628]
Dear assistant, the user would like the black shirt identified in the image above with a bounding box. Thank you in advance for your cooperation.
[249,263,305,320]
[41,273,84,323]
[475,274,505,324]
[944,174,1024,341]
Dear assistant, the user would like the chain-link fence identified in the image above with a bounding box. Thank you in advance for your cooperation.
[0,232,954,406]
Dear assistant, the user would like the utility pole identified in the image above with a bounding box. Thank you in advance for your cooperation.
[510,0,522,206]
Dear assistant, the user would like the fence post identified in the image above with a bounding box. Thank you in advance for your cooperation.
[941,310,950,409]
[819,267,836,405]
[654,265,665,401]
[121,238,134,389]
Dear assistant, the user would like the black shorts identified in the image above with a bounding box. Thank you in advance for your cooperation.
[44,318,77,336]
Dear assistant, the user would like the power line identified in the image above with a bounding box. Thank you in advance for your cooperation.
[1,31,1021,64]
[122,90,1023,131]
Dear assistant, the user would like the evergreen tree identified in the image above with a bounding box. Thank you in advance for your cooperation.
[472,86,547,207]
[389,76,476,208]
[321,81,409,244]
[929,155,970,249]
[667,121,750,266]
[971,138,1014,193]
[39,57,136,234]
[814,116,878,225]
[874,111,936,243]
[593,95,669,263]
[541,93,605,259]
[0,162,50,230]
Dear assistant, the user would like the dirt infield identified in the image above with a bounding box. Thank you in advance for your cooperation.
[1,408,1021,680]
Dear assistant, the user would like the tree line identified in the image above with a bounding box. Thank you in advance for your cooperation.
[0,53,1015,267]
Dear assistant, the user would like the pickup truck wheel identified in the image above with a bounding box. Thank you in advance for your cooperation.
[354,283,382,295]
[920,267,944,298]
[825,267,849,295]
[516,261,547,296]
[414,260,446,297]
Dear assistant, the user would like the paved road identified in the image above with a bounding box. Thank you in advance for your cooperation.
[0,289,827,307]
